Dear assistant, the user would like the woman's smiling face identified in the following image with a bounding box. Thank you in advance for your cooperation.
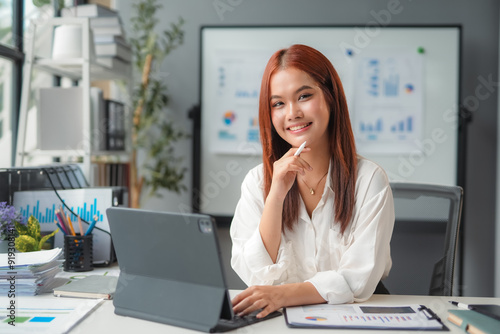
[269,67,330,149]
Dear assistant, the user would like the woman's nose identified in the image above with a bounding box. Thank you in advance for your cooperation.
[287,103,303,120]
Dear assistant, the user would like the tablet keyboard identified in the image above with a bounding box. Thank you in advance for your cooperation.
[214,310,282,332]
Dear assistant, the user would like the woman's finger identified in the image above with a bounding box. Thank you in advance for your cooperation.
[282,146,311,158]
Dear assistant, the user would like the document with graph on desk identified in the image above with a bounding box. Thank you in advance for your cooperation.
[284,304,448,330]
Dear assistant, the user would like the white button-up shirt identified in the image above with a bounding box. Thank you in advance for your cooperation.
[230,156,395,304]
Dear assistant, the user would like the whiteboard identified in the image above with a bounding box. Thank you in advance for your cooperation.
[197,26,461,216]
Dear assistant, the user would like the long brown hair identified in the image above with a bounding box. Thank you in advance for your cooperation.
[258,44,357,234]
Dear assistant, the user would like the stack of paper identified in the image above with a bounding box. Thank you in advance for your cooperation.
[0,248,63,295]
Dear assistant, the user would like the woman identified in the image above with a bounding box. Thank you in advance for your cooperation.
[230,44,395,318]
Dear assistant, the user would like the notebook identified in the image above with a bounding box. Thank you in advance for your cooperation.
[448,309,500,334]
[53,275,118,300]
[106,207,281,333]
[468,304,500,321]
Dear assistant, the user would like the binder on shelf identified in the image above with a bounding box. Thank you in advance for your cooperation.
[105,99,126,151]
[91,87,107,151]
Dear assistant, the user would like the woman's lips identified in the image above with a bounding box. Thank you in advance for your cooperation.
[288,122,312,133]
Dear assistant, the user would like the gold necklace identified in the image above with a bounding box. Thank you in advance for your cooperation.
[300,171,328,195]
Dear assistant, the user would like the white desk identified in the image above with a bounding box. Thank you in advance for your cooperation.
[67,292,500,334]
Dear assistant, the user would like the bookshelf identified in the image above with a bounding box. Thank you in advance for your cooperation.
[15,17,131,186]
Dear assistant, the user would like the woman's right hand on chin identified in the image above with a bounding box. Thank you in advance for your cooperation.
[269,147,312,200]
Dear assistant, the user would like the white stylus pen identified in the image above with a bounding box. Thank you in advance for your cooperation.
[294,141,307,156]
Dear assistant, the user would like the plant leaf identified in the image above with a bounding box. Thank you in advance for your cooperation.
[14,220,28,235]
[15,235,38,252]
[38,229,59,250]
[27,216,41,242]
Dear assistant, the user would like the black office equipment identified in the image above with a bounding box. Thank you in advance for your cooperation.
[0,164,88,204]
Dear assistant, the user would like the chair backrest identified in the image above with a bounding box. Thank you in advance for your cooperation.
[385,182,463,296]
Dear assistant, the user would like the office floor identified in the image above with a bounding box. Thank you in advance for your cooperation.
[216,226,247,290]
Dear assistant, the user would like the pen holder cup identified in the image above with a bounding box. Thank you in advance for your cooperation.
[64,234,93,272]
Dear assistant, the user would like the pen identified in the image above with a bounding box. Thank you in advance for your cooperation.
[54,220,66,235]
[449,301,472,310]
[84,215,99,236]
[294,141,307,156]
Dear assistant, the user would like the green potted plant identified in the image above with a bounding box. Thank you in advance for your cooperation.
[14,216,59,252]
[128,0,188,208]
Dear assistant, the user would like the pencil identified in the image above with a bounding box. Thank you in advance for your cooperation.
[78,215,84,236]
[85,215,99,236]
[54,219,67,235]
[67,216,76,236]
[57,208,69,232]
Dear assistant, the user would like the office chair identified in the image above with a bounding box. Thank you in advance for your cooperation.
[384,182,463,296]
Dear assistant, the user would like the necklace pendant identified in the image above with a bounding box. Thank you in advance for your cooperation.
[310,188,315,195]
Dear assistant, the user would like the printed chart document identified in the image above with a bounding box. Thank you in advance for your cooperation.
[285,304,447,330]
[0,296,103,333]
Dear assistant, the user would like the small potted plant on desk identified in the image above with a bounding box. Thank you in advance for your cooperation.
[14,216,59,252]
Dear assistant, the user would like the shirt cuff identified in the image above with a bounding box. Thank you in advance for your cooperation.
[306,271,354,304]
[243,229,293,284]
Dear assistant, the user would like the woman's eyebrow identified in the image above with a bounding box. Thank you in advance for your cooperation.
[269,85,313,101]
[295,85,313,94]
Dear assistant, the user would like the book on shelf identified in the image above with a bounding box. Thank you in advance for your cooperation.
[90,16,121,27]
[94,34,128,46]
[93,162,130,188]
[448,309,500,334]
[95,42,132,62]
[54,275,118,300]
[61,4,118,17]
[92,25,126,37]
[96,56,131,73]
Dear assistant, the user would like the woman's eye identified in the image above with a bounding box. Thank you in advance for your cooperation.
[299,93,312,101]
[272,101,283,108]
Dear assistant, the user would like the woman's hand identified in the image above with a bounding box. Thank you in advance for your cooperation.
[231,282,326,318]
[231,285,286,318]
[269,147,312,201]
